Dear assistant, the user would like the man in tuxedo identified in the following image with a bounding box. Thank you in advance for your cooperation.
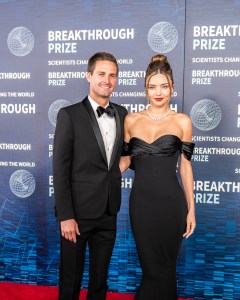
[53,52,128,300]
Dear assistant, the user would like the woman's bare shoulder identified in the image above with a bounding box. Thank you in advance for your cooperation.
[174,112,192,124]
[174,113,192,140]
[125,110,147,124]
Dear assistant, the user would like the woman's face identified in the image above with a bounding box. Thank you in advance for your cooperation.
[146,73,173,107]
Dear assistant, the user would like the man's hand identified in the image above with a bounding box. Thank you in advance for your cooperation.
[60,219,80,243]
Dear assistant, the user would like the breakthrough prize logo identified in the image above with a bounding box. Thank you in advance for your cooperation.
[148,22,178,53]
[48,99,71,127]
[7,26,34,56]
[190,99,222,131]
[9,170,36,198]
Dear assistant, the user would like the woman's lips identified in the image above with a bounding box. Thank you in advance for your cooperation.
[155,98,163,101]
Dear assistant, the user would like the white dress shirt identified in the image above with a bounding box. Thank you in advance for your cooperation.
[88,96,116,166]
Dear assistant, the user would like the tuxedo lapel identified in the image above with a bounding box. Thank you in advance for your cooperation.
[109,103,121,170]
[82,98,108,166]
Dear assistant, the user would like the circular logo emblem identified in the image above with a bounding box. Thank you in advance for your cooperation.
[148,22,178,53]
[190,99,222,131]
[9,170,36,198]
[7,27,34,56]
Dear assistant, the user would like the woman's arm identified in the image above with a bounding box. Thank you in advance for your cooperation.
[119,114,133,173]
[179,114,196,238]
[180,156,195,238]
[119,156,131,173]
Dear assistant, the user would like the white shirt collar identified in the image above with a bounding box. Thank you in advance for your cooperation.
[88,95,109,109]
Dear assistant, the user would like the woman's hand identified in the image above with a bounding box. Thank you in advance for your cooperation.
[183,210,196,239]
[119,156,131,173]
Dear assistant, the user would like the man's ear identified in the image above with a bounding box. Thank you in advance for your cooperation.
[86,72,91,83]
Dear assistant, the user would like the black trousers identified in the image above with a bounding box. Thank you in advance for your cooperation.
[58,211,117,300]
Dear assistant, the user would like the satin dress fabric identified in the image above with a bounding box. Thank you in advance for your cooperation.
[124,134,195,300]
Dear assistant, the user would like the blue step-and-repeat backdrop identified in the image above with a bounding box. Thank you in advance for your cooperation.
[0,1,239,299]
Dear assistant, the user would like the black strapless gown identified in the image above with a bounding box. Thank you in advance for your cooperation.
[125,134,194,300]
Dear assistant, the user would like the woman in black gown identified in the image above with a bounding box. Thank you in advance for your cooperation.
[120,54,196,300]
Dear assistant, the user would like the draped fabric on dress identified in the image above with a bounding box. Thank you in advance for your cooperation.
[123,134,195,300]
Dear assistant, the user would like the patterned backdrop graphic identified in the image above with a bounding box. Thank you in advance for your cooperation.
[0,0,240,299]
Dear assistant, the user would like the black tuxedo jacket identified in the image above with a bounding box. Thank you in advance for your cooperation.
[53,97,128,221]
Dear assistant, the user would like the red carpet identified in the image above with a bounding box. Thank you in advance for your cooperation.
[0,282,188,299]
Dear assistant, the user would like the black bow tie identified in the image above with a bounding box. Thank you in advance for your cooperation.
[96,105,115,118]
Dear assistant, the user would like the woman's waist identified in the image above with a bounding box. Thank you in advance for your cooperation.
[133,171,178,181]
[133,163,178,174]
[132,155,178,165]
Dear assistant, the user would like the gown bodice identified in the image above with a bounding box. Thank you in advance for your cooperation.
[123,134,195,176]
[124,134,194,160]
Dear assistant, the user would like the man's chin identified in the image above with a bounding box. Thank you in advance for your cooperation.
[100,93,112,98]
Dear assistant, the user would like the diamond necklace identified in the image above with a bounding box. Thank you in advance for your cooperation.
[147,107,171,121]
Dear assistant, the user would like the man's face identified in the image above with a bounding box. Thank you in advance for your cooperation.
[86,60,118,102]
